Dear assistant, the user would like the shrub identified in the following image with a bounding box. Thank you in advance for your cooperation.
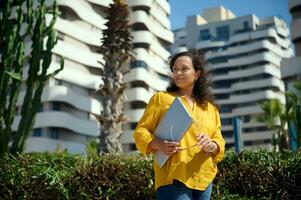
[0,150,300,199]
[213,149,301,200]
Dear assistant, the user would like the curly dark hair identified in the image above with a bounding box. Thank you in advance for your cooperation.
[166,51,218,109]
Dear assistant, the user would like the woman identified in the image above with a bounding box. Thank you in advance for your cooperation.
[133,51,225,200]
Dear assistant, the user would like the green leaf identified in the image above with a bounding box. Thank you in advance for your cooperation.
[5,71,22,80]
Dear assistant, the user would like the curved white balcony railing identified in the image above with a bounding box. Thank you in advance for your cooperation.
[134,48,170,75]
[195,40,226,50]
[206,40,290,60]
[13,111,99,137]
[243,131,273,141]
[155,0,170,14]
[53,65,102,90]
[87,0,112,7]
[217,90,285,105]
[132,29,153,44]
[221,125,233,131]
[221,130,273,147]
[197,28,290,52]
[17,85,101,114]
[124,67,169,91]
[131,30,171,61]
[25,39,102,69]
[52,40,103,69]
[149,3,170,29]
[213,65,281,82]
[130,11,173,43]
[231,77,285,92]
[25,137,86,154]
[125,87,152,103]
[276,26,290,38]
[214,78,285,97]
[172,47,188,54]
[55,17,101,46]
[229,28,290,49]
[209,52,282,70]
[59,0,106,30]
[125,109,145,123]
[127,0,152,10]
[232,105,262,116]
[22,62,103,89]
[243,122,266,128]
[213,88,232,94]
[291,18,301,42]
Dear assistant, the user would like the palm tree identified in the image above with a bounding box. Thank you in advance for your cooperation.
[286,81,301,148]
[256,99,288,151]
[96,0,133,154]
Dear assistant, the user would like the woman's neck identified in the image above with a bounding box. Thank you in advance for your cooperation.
[178,88,193,98]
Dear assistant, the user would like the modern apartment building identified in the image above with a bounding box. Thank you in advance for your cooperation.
[122,0,173,151]
[171,6,293,149]
[281,0,301,90]
[12,0,173,153]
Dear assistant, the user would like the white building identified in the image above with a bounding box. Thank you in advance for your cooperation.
[12,0,173,153]
[171,6,293,150]
[122,0,173,151]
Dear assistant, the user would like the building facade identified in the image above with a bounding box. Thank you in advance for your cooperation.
[281,0,301,90]
[122,0,173,151]
[12,0,173,153]
[171,6,293,149]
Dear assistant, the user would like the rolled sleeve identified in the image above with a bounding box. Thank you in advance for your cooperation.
[133,93,161,155]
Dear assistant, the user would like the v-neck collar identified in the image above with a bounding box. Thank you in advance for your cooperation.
[179,96,195,114]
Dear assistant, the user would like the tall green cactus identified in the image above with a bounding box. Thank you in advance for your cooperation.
[11,0,64,154]
[0,0,26,156]
[0,0,63,156]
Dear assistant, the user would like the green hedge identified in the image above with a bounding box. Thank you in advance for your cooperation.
[0,150,300,199]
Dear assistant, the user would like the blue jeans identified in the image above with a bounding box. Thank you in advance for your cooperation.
[156,180,212,200]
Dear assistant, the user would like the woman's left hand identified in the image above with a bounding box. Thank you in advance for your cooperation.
[197,133,218,156]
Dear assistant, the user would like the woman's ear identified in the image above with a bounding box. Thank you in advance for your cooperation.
[195,70,201,81]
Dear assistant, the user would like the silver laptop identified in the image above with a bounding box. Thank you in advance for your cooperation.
[154,97,193,168]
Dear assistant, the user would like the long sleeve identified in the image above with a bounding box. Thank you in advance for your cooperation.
[133,92,162,155]
[211,106,225,163]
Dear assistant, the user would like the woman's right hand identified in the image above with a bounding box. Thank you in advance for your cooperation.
[149,138,180,156]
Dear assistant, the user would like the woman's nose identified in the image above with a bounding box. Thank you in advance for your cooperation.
[176,70,183,75]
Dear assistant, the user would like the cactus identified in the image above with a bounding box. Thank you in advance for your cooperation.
[0,0,26,156]
[0,0,63,156]
[11,0,64,154]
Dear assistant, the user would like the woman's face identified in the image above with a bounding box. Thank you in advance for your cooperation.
[172,55,201,91]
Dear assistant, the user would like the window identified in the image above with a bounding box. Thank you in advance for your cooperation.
[37,103,43,112]
[52,102,61,111]
[216,25,229,40]
[221,118,232,125]
[199,29,211,41]
[243,115,251,122]
[51,128,59,139]
[243,21,249,30]
[220,106,231,113]
[33,128,42,137]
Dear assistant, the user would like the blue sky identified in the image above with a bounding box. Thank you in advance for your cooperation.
[169,0,291,30]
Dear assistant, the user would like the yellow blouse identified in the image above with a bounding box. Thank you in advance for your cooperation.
[133,91,225,190]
